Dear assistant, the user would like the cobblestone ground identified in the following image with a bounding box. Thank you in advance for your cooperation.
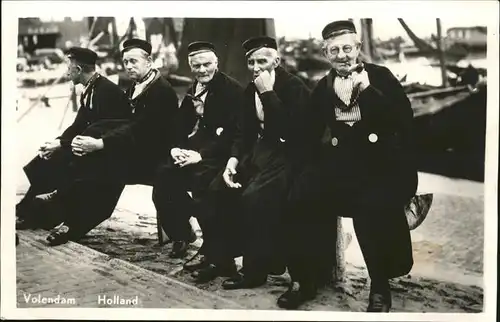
[16,230,244,309]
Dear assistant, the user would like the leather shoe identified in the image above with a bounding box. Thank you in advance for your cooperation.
[46,224,70,246]
[194,262,237,284]
[222,272,267,290]
[367,291,392,312]
[277,282,316,310]
[169,241,189,258]
[184,254,209,272]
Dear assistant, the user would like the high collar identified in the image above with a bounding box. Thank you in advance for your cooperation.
[82,72,99,91]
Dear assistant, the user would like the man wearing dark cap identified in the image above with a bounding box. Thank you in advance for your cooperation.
[278,20,417,311]
[16,47,131,229]
[152,41,245,278]
[45,39,179,245]
[216,36,310,290]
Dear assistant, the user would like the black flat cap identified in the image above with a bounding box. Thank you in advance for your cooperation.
[122,38,152,55]
[242,36,277,57]
[322,20,357,40]
[187,41,216,56]
[66,47,98,65]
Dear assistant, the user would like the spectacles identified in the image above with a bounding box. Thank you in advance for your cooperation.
[328,45,355,56]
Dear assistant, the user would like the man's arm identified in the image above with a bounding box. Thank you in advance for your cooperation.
[101,83,179,155]
[199,81,245,160]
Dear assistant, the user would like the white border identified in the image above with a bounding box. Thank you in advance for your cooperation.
[2,1,498,321]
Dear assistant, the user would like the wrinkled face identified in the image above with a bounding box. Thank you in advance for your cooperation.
[189,51,218,84]
[323,33,361,75]
[65,58,82,84]
[122,48,151,81]
[247,48,280,79]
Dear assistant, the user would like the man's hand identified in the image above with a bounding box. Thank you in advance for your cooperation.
[71,136,104,157]
[176,149,202,168]
[171,147,188,164]
[350,64,370,92]
[38,139,61,160]
[254,70,274,94]
[223,157,241,189]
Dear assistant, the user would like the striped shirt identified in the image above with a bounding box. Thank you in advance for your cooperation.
[333,76,361,126]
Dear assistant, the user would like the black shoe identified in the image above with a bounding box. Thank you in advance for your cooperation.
[169,241,189,258]
[183,254,209,272]
[367,291,392,312]
[46,224,70,246]
[194,262,237,284]
[222,272,267,290]
[277,282,317,310]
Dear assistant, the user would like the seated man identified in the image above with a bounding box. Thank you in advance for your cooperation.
[152,41,244,270]
[16,47,131,229]
[45,39,180,246]
[279,20,418,312]
[215,37,310,290]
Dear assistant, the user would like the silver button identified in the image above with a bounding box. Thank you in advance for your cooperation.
[368,133,378,143]
[331,137,339,146]
[279,138,286,143]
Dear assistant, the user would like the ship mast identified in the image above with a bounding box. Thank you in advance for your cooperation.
[436,18,449,88]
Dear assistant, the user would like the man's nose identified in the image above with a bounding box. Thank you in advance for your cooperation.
[253,64,260,72]
[337,51,347,60]
[199,66,206,73]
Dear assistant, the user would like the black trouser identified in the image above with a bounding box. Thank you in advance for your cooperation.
[18,150,74,210]
[152,160,223,243]
[196,181,242,265]
[57,179,126,239]
[285,160,414,289]
[226,140,289,278]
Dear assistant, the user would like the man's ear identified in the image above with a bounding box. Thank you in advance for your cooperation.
[273,56,281,68]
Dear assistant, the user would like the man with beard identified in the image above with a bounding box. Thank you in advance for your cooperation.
[45,39,179,246]
[152,41,244,273]
[16,47,131,229]
[278,20,417,312]
[217,36,310,290]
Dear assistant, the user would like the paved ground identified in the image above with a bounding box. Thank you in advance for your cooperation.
[16,230,245,309]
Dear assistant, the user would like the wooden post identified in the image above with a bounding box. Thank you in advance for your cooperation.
[333,217,347,282]
[436,18,449,88]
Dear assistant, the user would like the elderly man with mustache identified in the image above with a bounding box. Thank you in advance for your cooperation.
[279,20,418,312]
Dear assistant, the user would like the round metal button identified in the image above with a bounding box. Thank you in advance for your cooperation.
[368,133,378,143]
[331,137,339,146]
[279,138,286,143]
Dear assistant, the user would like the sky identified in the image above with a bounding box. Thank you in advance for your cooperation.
[40,16,487,41]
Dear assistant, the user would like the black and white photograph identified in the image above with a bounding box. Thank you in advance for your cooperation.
[1,1,498,321]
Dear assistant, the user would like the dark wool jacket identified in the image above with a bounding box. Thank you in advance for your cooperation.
[174,71,245,162]
[101,70,179,165]
[58,75,131,148]
[307,62,418,202]
[230,66,311,163]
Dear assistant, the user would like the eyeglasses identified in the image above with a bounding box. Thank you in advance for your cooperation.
[328,45,355,56]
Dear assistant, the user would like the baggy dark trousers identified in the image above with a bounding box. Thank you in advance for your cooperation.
[215,139,289,277]
[285,152,415,288]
